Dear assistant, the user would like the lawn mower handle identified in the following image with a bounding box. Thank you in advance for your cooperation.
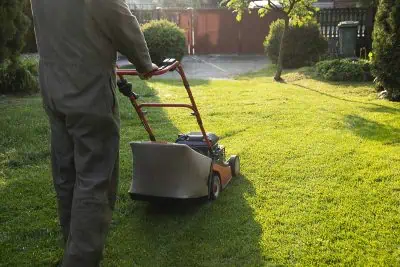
[116,60,180,78]
[115,59,213,151]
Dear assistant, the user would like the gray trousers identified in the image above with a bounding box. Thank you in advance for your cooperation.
[44,91,120,267]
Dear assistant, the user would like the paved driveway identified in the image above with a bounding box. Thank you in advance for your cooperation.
[117,55,269,80]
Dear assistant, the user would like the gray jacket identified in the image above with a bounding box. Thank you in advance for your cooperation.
[31,0,152,113]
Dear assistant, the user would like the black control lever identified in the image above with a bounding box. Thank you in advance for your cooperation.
[117,78,139,99]
[162,58,178,71]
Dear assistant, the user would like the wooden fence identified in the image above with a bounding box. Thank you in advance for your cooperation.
[131,8,283,55]
[131,9,182,25]
[131,7,376,56]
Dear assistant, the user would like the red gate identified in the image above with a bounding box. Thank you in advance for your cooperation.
[178,10,194,55]
[133,8,283,55]
[190,9,283,54]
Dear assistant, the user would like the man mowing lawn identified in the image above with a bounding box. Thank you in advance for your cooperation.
[30,0,157,266]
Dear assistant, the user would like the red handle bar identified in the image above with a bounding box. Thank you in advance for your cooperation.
[115,60,214,150]
[116,60,180,77]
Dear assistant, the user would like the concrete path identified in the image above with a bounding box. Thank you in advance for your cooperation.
[117,55,270,80]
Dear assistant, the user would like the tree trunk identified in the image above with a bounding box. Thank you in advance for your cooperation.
[274,15,289,82]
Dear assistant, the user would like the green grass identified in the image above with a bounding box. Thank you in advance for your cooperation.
[1,68,400,266]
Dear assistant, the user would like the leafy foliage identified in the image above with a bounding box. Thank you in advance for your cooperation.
[223,0,317,24]
[371,0,400,101]
[0,0,35,95]
[142,20,186,65]
[264,20,327,68]
[0,57,39,95]
[316,59,373,82]
[0,0,30,63]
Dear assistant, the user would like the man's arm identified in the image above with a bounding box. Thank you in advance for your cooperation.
[87,0,154,74]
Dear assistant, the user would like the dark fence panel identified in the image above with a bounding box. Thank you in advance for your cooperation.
[316,8,375,56]
[239,10,284,54]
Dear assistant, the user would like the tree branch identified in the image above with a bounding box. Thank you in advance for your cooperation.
[257,2,271,10]
[287,0,297,15]
[248,0,274,10]
[270,0,281,10]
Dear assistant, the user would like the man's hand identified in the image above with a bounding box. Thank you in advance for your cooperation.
[139,63,159,80]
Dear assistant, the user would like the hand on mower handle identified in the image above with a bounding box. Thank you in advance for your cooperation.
[116,59,180,77]
[139,63,159,80]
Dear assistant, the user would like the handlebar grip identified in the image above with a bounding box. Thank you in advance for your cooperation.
[116,59,179,77]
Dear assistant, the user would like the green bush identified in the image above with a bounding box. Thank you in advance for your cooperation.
[0,0,30,63]
[315,59,373,82]
[264,20,328,68]
[20,54,38,75]
[0,57,39,95]
[142,20,186,65]
[371,0,400,101]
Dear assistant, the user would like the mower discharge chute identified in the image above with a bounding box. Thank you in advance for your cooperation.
[116,59,240,201]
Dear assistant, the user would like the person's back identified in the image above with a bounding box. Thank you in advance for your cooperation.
[30,1,156,266]
[31,0,153,114]
[32,0,114,66]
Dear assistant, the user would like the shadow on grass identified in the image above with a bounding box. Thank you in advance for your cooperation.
[292,83,400,112]
[361,106,400,114]
[152,76,211,87]
[6,151,50,169]
[344,115,400,145]
[124,175,265,266]
[235,65,314,81]
[236,64,378,89]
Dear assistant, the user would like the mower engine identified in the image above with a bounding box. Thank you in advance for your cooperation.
[176,132,226,164]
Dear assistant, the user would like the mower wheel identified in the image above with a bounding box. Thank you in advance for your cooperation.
[210,173,221,200]
[229,155,240,177]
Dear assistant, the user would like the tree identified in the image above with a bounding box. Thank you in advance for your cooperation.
[223,0,317,81]
[371,0,400,101]
[0,0,30,64]
[22,0,38,53]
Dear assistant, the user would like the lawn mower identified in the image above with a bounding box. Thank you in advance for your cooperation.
[116,59,240,201]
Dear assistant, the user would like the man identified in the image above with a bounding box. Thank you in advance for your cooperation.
[30,0,157,266]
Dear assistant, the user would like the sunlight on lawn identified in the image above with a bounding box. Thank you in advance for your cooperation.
[1,67,399,266]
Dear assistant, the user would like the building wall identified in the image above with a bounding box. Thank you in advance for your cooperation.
[126,0,158,9]
[334,0,361,8]
[314,0,360,8]
[314,1,335,8]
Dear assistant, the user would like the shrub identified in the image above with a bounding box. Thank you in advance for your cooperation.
[0,1,35,95]
[371,0,400,101]
[264,20,328,68]
[315,59,373,82]
[0,57,39,95]
[20,54,39,75]
[0,0,30,63]
[142,20,186,65]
